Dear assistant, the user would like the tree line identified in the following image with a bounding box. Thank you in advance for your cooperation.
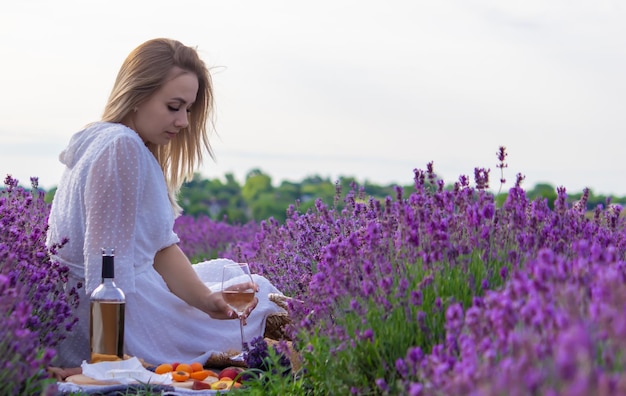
[177,170,626,223]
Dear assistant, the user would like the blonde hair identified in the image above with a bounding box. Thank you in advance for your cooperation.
[102,38,214,215]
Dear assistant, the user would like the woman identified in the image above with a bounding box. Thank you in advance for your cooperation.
[46,38,282,369]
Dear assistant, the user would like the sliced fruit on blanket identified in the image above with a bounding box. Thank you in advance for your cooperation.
[190,369,215,380]
[192,379,213,390]
[211,380,235,390]
[172,370,191,382]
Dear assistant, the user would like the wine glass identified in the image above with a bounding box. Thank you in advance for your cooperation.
[221,263,256,351]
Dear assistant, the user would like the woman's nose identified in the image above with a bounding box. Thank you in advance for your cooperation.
[175,111,189,128]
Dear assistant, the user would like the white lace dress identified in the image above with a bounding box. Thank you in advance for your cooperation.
[47,122,282,367]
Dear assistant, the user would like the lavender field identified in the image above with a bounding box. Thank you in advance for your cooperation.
[3,148,626,395]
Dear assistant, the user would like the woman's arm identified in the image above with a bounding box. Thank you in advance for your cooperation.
[153,244,258,320]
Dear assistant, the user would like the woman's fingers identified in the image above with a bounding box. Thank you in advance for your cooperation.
[47,367,82,381]
[208,291,236,319]
[47,367,65,381]
[241,296,259,325]
[225,281,257,292]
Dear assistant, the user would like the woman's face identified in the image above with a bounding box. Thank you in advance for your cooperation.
[127,67,199,145]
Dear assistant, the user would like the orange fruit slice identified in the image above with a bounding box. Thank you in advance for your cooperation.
[190,370,212,380]
[172,370,191,382]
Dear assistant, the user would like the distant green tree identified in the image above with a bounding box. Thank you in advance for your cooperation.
[527,183,558,209]
[179,173,217,217]
[363,181,397,200]
[242,169,273,203]
[276,181,300,203]
[249,192,286,222]
[301,176,335,206]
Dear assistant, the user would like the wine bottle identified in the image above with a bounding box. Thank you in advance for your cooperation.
[89,247,126,363]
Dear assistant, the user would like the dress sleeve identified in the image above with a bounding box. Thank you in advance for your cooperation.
[83,135,145,295]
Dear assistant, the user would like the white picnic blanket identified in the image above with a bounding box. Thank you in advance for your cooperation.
[56,358,225,395]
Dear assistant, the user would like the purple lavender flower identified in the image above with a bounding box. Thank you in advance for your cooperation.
[244,336,290,377]
[1,175,78,393]
[375,378,389,392]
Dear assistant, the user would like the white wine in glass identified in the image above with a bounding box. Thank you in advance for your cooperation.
[221,263,256,350]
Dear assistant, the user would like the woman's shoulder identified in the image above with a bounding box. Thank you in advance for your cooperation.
[81,122,147,155]
[86,122,143,143]
[60,122,145,168]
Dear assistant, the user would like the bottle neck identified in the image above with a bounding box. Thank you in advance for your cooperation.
[102,255,115,279]
[101,278,117,286]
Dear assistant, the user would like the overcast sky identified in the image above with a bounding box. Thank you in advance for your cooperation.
[1,0,625,196]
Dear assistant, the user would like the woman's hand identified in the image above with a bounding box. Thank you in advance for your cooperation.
[217,281,260,324]
[47,366,82,381]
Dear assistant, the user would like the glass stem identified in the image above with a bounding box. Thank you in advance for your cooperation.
[239,316,245,350]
